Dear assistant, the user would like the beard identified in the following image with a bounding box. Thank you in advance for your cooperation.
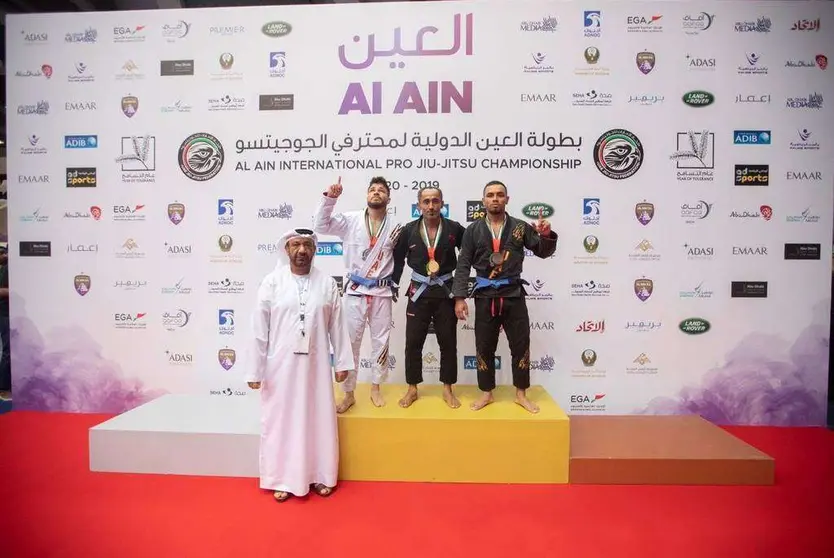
[367,200,386,210]
[292,254,312,268]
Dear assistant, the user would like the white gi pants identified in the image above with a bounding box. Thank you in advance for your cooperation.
[341,294,393,392]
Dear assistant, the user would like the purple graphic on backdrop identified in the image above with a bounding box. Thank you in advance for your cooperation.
[337,13,474,114]
[10,294,166,412]
[638,299,830,426]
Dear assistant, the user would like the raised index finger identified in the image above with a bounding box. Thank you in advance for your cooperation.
[337,176,342,186]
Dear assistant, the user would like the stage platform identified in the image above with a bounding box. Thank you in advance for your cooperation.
[569,415,775,485]
[89,384,571,484]
[89,384,774,486]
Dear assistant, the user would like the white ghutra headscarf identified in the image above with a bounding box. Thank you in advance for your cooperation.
[275,227,319,267]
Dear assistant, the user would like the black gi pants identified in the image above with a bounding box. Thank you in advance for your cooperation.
[474,296,531,391]
[404,296,458,385]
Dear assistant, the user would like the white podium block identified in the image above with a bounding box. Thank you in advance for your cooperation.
[89,394,261,478]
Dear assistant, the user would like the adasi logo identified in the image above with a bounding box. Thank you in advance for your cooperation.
[521,203,554,219]
[682,90,714,107]
[679,317,710,335]
[593,129,644,180]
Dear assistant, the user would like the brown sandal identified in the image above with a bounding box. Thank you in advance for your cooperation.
[311,483,335,497]
[274,491,291,502]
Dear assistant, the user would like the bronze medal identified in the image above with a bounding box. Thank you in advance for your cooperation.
[490,252,503,266]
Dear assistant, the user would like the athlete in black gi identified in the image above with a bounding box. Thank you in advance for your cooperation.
[452,180,558,413]
[392,187,466,409]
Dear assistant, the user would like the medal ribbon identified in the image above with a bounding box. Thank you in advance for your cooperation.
[365,209,386,249]
[420,218,442,262]
[487,215,506,253]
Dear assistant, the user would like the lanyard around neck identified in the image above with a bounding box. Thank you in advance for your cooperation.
[295,275,310,336]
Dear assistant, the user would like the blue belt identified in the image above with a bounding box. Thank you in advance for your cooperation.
[409,272,454,302]
[348,273,396,289]
[473,275,519,293]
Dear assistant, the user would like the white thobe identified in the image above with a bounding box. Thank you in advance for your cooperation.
[245,266,354,496]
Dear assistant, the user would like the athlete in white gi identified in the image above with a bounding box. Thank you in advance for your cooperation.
[313,176,402,412]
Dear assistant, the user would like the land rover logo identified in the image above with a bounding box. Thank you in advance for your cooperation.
[679,317,711,334]
[262,21,291,37]
[682,91,715,107]
[521,203,554,219]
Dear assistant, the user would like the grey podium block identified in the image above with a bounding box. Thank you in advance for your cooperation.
[89,394,262,478]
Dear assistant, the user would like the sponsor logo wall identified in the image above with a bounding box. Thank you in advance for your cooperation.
[6,2,833,425]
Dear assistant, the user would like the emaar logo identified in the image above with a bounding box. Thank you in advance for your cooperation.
[411,204,450,218]
[65,135,97,148]
[733,130,771,145]
[317,242,343,256]
[463,355,502,369]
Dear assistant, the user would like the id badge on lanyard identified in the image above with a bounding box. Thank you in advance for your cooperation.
[293,277,312,355]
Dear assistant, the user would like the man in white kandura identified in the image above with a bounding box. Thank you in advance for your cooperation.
[246,228,355,503]
[313,176,403,412]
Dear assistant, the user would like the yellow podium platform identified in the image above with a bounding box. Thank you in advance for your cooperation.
[335,384,570,484]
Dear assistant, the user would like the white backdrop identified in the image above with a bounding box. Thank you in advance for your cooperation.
[5,0,834,424]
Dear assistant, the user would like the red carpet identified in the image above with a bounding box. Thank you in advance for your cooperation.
[1,411,832,558]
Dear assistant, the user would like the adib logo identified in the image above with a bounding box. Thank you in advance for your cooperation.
[734,130,771,145]
[317,242,344,256]
[65,135,98,149]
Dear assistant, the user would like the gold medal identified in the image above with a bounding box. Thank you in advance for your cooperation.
[427,259,440,275]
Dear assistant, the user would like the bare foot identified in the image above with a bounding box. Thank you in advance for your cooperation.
[370,384,386,407]
[398,385,418,408]
[515,390,540,414]
[336,392,355,414]
[443,385,461,409]
[470,391,494,411]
